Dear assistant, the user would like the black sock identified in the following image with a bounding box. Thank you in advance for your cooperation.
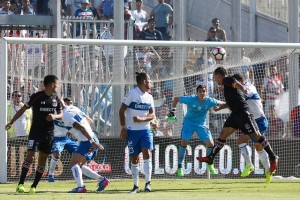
[209,138,226,160]
[31,166,45,188]
[257,136,276,160]
[18,160,31,185]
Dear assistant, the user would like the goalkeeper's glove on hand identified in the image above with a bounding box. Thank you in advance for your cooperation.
[167,108,177,120]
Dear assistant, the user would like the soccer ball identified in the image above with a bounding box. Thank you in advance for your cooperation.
[212,47,226,61]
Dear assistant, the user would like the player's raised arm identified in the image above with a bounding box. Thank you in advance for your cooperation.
[233,80,249,94]
[5,105,28,130]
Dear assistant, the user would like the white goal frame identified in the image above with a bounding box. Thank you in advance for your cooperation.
[1,37,300,182]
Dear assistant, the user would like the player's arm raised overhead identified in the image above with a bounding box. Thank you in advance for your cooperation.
[232,79,249,94]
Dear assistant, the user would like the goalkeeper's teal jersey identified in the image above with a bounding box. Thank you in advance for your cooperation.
[179,95,220,126]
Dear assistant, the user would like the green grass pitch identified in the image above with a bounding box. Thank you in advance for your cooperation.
[0,179,299,200]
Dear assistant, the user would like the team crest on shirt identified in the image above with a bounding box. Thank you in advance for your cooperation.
[198,106,202,110]
[52,99,57,107]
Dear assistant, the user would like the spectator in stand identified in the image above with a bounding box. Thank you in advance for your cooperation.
[7,91,32,138]
[150,0,173,41]
[90,0,101,18]
[228,48,254,84]
[267,105,284,138]
[74,0,94,38]
[0,0,14,15]
[20,0,34,15]
[98,0,113,20]
[66,0,82,16]
[131,0,148,31]
[136,46,161,73]
[212,18,227,42]
[124,0,132,10]
[35,0,50,15]
[262,64,284,117]
[206,27,222,42]
[290,105,300,137]
[140,18,162,40]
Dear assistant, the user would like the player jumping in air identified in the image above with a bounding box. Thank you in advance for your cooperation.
[231,74,272,183]
[197,67,278,177]
[119,72,155,193]
[6,75,62,195]
[168,85,226,176]
[61,104,110,193]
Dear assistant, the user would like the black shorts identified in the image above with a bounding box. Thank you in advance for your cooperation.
[224,110,259,135]
[27,131,54,154]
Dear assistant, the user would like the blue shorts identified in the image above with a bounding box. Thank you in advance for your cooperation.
[52,136,78,153]
[127,129,153,157]
[76,136,99,161]
[181,124,213,142]
[249,116,269,142]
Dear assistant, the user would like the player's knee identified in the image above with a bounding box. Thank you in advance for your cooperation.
[254,143,263,151]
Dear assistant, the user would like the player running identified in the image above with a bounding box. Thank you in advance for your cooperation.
[119,72,155,193]
[61,104,110,193]
[197,67,278,178]
[168,85,225,176]
[6,75,62,195]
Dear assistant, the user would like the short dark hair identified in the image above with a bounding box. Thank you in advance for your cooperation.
[44,75,58,86]
[209,27,216,32]
[135,72,148,84]
[63,97,72,102]
[196,85,206,92]
[212,18,219,23]
[148,18,155,24]
[232,74,243,82]
[136,0,143,2]
[214,66,227,76]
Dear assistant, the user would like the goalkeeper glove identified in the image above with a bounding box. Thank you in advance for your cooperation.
[167,108,177,121]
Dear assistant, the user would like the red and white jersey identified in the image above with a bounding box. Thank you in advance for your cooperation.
[263,76,284,100]
[122,87,154,130]
[62,105,94,142]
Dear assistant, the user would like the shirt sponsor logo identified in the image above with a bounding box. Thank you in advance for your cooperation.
[40,107,56,112]
[52,99,57,107]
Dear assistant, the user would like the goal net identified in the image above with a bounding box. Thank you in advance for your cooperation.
[1,38,300,182]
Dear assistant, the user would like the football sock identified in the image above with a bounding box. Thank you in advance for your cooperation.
[206,146,213,156]
[31,165,45,188]
[257,136,276,160]
[210,138,226,160]
[239,143,252,166]
[71,164,84,187]
[144,159,152,183]
[19,160,31,185]
[48,156,58,176]
[131,163,139,187]
[81,165,103,181]
[178,146,186,169]
[257,149,270,172]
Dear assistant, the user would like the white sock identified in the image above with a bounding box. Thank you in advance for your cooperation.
[81,165,103,181]
[144,159,152,183]
[239,143,252,166]
[71,164,84,187]
[257,149,270,172]
[48,156,58,176]
[131,163,139,187]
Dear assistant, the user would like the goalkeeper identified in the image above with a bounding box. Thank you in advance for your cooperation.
[168,85,226,176]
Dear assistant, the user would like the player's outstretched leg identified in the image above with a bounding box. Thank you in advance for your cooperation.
[81,165,110,191]
[177,146,186,177]
[197,138,226,164]
[256,136,278,173]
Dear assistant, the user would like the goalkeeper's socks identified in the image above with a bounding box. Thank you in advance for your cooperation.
[210,138,226,160]
[31,165,45,188]
[239,143,252,166]
[48,156,58,176]
[19,160,31,185]
[257,136,276,160]
[178,146,187,169]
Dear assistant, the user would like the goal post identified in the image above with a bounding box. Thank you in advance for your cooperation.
[1,37,300,183]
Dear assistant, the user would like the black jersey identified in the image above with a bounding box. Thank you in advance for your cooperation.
[223,76,249,112]
[25,91,62,133]
[140,29,163,41]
